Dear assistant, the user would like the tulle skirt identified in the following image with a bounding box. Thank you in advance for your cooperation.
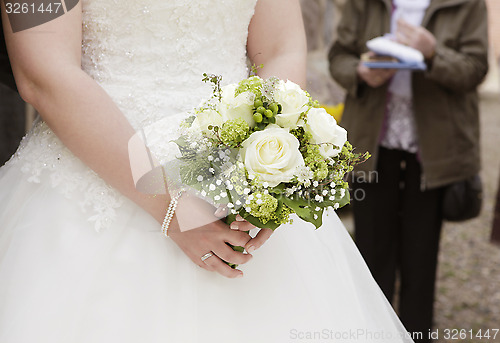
[0,161,413,343]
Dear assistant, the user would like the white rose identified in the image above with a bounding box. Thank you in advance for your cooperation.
[241,127,305,187]
[305,107,347,158]
[274,80,309,128]
[220,83,256,127]
[191,109,224,136]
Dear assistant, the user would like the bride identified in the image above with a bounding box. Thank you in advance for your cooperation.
[0,0,414,342]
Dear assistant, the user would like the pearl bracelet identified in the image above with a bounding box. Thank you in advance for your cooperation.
[161,190,183,238]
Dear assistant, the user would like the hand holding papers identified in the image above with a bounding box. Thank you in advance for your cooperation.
[363,35,427,70]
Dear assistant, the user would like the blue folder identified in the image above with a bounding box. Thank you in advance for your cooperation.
[363,61,427,70]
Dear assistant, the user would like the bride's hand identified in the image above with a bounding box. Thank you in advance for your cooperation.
[229,215,274,254]
[215,207,274,253]
[168,220,253,278]
[167,195,254,278]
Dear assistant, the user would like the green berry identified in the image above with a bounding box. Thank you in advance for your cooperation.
[264,109,274,118]
[254,99,264,108]
[257,106,266,115]
[253,112,263,123]
[269,103,279,114]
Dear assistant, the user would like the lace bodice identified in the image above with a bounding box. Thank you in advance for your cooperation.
[8,0,258,231]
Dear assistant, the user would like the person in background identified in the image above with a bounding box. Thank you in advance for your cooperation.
[329,0,488,341]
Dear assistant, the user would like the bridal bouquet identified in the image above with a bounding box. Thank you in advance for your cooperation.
[174,74,368,234]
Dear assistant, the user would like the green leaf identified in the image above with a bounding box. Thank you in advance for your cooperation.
[227,206,280,231]
[337,191,351,209]
[242,211,281,230]
[277,194,323,229]
[319,187,351,211]
[173,135,189,148]
[231,245,245,253]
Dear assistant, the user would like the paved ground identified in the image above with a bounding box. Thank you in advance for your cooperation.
[338,93,500,342]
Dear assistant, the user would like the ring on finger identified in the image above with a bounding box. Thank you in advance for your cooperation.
[201,252,214,262]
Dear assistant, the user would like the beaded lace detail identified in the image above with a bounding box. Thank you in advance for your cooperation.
[7,0,257,231]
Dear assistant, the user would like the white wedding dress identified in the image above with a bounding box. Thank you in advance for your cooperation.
[0,1,414,342]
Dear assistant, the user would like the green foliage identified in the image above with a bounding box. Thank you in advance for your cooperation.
[219,118,250,147]
[303,144,329,180]
[234,76,264,97]
[250,63,264,75]
[202,73,223,101]
[179,74,371,234]
[290,126,312,146]
[278,193,323,229]
[246,192,278,223]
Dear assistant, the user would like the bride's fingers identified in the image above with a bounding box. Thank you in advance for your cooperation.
[224,230,252,248]
[214,243,253,265]
[229,220,255,232]
[203,254,244,278]
[199,263,214,272]
[189,252,215,272]
[244,228,273,253]
[214,205,228,218]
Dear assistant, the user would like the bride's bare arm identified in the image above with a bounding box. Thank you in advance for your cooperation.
[1,5,167,221]
[247,0,307,88]
[2,3,251,278]
[239,0,307,251]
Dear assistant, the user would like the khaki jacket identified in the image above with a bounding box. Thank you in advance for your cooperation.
[329,0,489,189]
